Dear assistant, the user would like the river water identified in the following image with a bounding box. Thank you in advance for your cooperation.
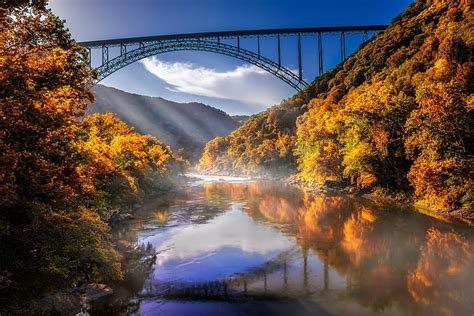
[103,176,474,316]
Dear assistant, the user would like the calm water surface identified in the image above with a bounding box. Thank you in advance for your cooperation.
[105,176,474,316]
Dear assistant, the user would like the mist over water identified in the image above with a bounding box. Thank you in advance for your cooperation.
[102,178,474,316]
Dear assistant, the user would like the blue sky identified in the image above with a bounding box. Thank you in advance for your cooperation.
[48,0,413,115]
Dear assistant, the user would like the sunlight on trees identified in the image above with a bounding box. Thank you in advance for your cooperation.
[199,0,473,211]
[1,2,185,310]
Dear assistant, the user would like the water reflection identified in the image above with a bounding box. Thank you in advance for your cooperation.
[408,228,474,316]
[118,181,473,316]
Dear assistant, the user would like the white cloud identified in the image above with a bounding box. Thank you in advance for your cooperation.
[141,206,293,264]
[140,56,293,106]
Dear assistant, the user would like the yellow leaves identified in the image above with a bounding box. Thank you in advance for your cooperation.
[149,144,172,169]
[112,134,148,169]
[467,94,474,111]
[408,156,472,210]
[75,113,179,200]
[359,173,378,189]
[373,125,390,157]
[25,47,68,73]
[342,142,372,173]
[432,58,452,80]
[295,97,346,182]
[198,136,232,172]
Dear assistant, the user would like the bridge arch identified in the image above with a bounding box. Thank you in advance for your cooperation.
[94,39,309,91]
[81,26,388,91]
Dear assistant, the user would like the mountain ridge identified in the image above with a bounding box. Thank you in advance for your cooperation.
[89,85,241,162]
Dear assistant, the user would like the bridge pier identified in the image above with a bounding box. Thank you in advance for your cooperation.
[101,45,109,65]
[340,32,346,61]
[317,32,323,76]
[120,43,127,56]
[257,36,260,59]
[257,36,261,59]
[298,33,302,81]
[277,34,281,67]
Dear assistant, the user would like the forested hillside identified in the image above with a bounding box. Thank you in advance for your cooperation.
[1,3,186,311]
[90,85,240,162]
[199,0,473,211]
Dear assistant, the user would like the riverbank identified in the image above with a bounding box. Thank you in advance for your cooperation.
[286,176,474,226]
[24,244,156,315]
[9,175,189,315]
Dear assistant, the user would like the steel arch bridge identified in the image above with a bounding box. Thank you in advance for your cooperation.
[79,25,387,91]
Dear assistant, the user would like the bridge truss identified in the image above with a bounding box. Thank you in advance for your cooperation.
[79,25,387,91]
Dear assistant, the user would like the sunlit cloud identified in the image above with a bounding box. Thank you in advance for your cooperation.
[140,206,293,262]
[140,57,293,106]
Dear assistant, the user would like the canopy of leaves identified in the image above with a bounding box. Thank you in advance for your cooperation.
[199,0,473,211]
[296,0,473,210]
[0,3,185,311]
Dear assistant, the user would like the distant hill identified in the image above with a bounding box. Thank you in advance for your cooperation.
[89,85,240,162]
[231,115,251,124]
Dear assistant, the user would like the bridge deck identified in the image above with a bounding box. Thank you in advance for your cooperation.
[78,25,387,48]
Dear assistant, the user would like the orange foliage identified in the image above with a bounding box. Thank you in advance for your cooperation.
[408,228,474,316]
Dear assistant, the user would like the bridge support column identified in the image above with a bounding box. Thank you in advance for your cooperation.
[237,36,240,51]
[340,32,346,61]
[101,45,109,66]
[363,30,368,42]
[317,32,323,76]
[120,43,127,56]
[257,36,261,59]
[298,33,302,81]
[217,36,220,46]
[277,33,281,67]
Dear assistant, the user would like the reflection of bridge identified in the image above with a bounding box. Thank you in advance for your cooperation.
[79,26,387,91]
[140,249,332,301]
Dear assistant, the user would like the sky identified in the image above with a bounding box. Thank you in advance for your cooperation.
[48,0,413,115]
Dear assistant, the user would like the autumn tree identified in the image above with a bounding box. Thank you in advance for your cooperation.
[0,2,122,309]
[76,113,182,210]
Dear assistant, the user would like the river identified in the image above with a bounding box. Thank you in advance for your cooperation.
[95,175,474,316]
